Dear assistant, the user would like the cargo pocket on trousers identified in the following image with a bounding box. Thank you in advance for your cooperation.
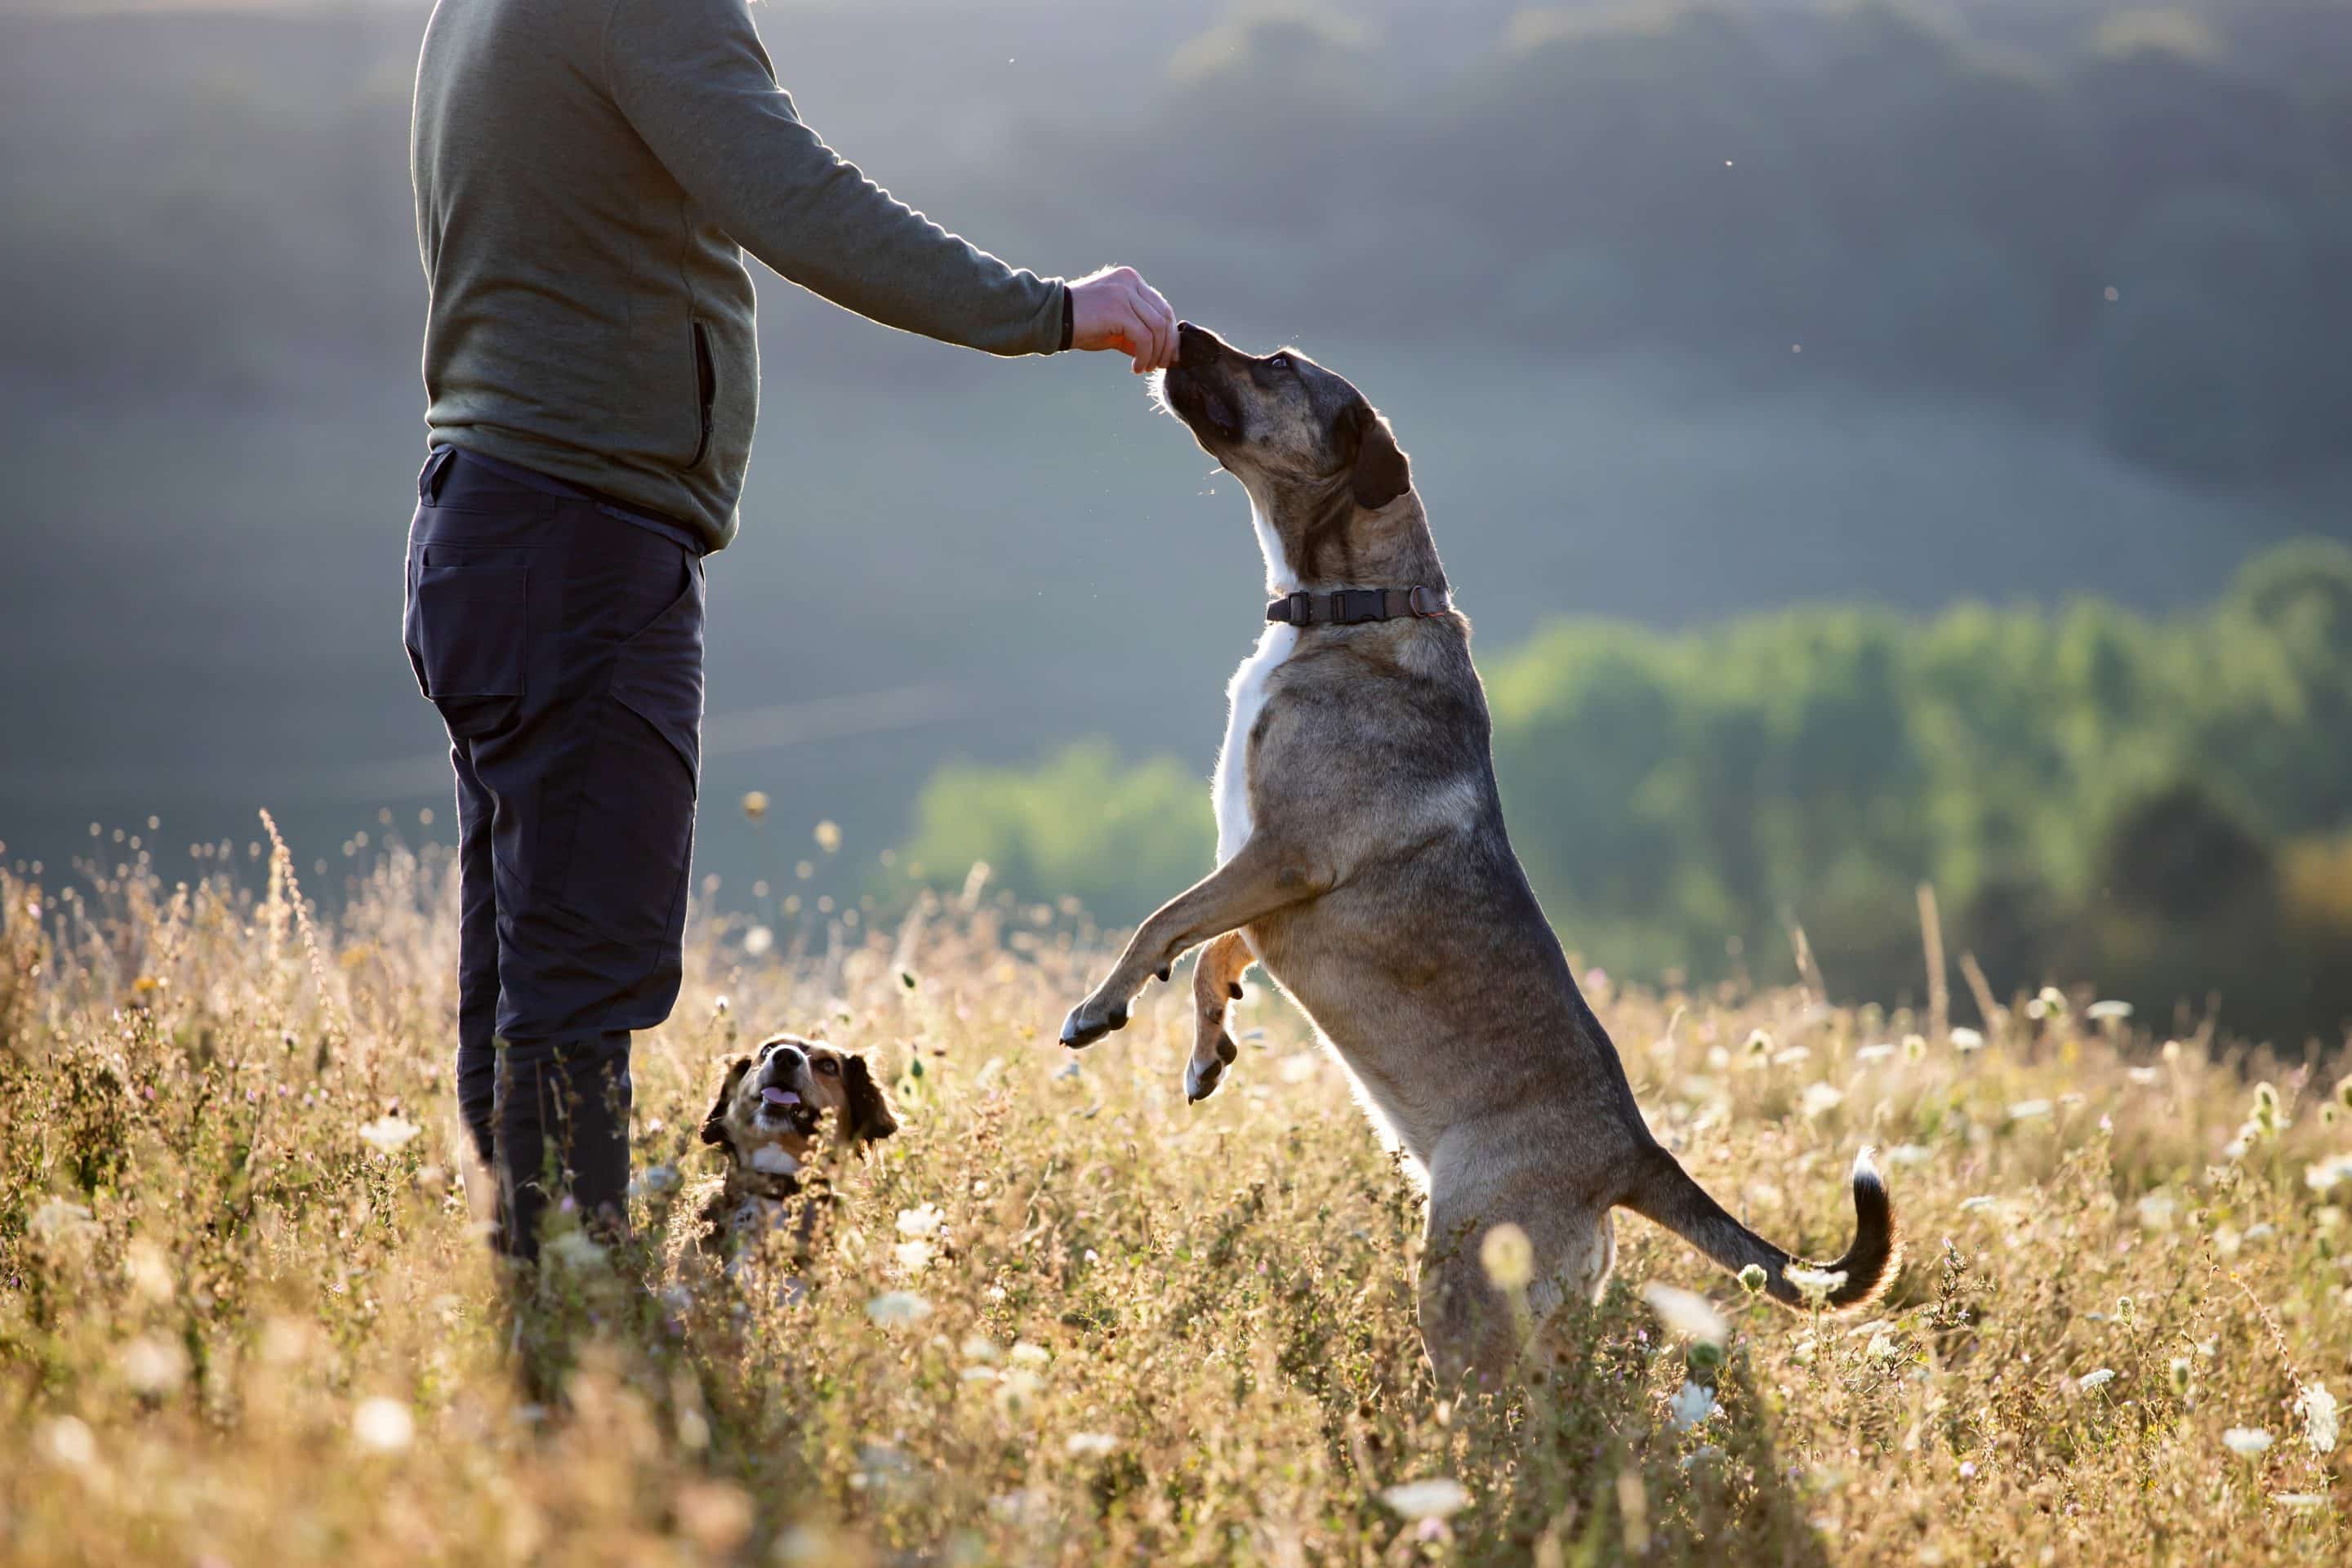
[412,559,528,739]
[559,564,705,963]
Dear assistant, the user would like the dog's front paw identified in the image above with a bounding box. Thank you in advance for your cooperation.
[1058,993,1130,1049]
[1183,1031,1239,1102]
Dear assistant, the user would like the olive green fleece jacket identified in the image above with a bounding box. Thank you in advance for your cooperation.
[412,0,1070,551]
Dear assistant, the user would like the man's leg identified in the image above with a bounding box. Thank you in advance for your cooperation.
[451,740,501,1178]
[409,455,704,1263]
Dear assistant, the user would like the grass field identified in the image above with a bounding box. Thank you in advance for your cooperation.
[2,825,2347,1566]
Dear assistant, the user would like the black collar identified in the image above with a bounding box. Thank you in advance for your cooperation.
[1266,586,1451,626]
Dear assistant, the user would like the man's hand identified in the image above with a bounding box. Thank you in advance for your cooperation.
[1068,265,1177,373]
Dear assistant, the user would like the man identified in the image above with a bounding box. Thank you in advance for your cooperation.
[404,0,1175,1263]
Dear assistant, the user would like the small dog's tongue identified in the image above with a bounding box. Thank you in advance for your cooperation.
[760,1087,802,1107]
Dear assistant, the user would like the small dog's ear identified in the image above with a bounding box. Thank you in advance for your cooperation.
[842,1054,899,1145]
[1350,404,1411,511]
[700,1056,753,1147]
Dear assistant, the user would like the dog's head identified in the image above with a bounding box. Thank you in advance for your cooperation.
[1153,321,1412,577]
[699,1033,898,1183]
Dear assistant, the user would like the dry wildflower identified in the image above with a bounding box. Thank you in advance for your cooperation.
[2170,1357,2194,1396]
[1738,1263,1769,1296]
[352,1397,416,1454]
[1901,1032,1927,1061]
[674,1481,754,1554]
[813,820,843,853]
[1480,1223,1535,1290]
[741,791,768,822]
[742,924,774,957]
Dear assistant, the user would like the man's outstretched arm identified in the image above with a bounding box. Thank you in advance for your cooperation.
[604,0,1172,369]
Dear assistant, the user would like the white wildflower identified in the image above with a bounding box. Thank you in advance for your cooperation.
[2078,1368,2116,1392]
[866,1291,933,1327]
[2272,1493,2329,1511]
[1865,1330,1899,1361]
[118,1335,188,1397]
[748,1145,799,1177]
[2087,1000,2133,1022]
[2007,1099,2052,1121]
[1668,1380,1718,1431]
[741,924,774,958]
[1379,1478,1470,1521]
[1642,1282,1729,1346]
[2136,1189,2178,1229]
[1949,1027,1984,1052]
[1883,1143,1932,1167]
[960,1335,1000,1364]
[38,1416,96,1468]
[1065,1432,1118,1457]
[352,1396,416,1453]
[2222,1428,2273,1459]
[2296,1383,2338,1454]
[993,1368,1046,1419]
[358,1115,421,1155]
[1784,1265,1846,1306]
[29,1198,98,1245]
[1959,1195,1998,1214]
[1855,1042,1896,1063]
[1009,1343,1051,1367]
[541,1229,606,1270]
[2306,1154,2352,1194]
[892,1240,935,1274]
[1479,1223,1534,1290]
[895,1203,944,1236]
[1800,1083,1845,1119]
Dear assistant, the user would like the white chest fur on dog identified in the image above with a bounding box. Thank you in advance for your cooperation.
[1214,499,1300,866]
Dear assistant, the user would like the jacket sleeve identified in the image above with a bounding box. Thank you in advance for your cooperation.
[603,0,1067,355]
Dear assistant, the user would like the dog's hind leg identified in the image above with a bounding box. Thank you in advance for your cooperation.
[1183,932,1252,1102]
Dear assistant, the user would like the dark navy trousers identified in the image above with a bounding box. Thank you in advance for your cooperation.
[403,447,706,1261]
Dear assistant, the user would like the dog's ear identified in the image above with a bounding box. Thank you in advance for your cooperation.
[1349,403,1411,511]
[842,1054,899,1145]
[700,1056,754,1147]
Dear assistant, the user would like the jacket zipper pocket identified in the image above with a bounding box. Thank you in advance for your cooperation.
[688,320,716,470]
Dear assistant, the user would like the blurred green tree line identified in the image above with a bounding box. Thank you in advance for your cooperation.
[902,540,2352,1044]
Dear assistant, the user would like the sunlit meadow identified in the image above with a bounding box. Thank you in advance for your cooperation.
[2,814,2347,1566]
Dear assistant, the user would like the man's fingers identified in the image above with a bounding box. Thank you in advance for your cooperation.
[1136,278,1177,369]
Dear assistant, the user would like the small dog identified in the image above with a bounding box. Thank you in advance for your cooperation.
[1061,322,1898,1386]
[697,1032,898,1268]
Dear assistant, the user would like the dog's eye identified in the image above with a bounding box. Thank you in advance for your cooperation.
[815,1058,839,1076]
[1267,354,1292,372]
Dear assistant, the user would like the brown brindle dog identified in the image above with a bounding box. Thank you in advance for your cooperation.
[1059,322,1899,1387]
[697,1032,897,1267]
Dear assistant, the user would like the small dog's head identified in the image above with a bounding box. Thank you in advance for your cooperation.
[699,1033,898,1183]
[1153,321,1412,576]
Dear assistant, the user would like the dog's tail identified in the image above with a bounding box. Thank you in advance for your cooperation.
[1621,1143,1900,1312]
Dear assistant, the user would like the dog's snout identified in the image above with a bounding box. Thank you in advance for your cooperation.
[763,1042,805,1078]
[1176,320,1223,367]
